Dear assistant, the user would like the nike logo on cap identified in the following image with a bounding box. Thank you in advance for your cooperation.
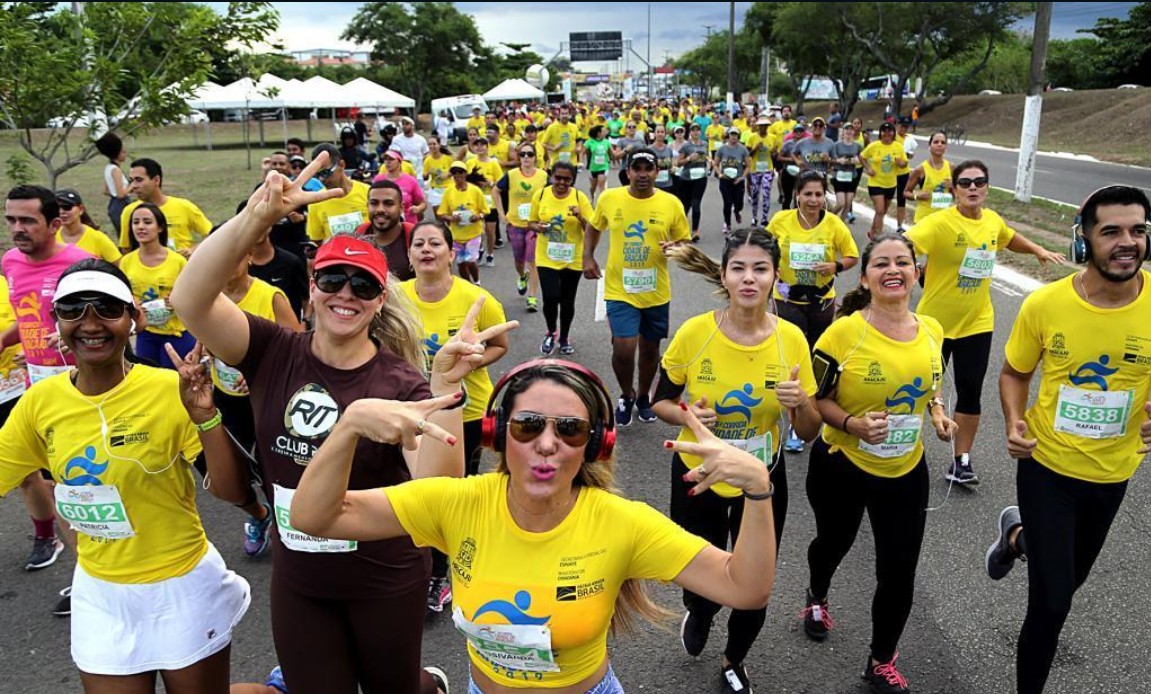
[344,248,368,255]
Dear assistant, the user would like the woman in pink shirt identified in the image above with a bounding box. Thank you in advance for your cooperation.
[373,150,427,225]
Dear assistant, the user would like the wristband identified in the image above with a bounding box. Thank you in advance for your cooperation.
[928,397,946,411]
[194,410,223,433]
[841,414,852,433]
[834,260,844,274]
[743,482,774,501]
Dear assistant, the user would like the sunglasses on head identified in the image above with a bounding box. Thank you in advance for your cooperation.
[508,411,592,447]
[955,177,989,189]
[53,298,132,322]
[313,270,384,300]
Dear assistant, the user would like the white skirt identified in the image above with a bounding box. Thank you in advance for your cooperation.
[71,543,251,676]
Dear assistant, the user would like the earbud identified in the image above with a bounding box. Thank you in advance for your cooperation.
[129,322,137,336]
[54,321,61,335]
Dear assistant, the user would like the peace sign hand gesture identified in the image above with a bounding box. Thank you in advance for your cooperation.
[164,341,216,425]
[430,295,520,388]
[345,392,465,450]
[243,152,347,227]
[664,403,771,497]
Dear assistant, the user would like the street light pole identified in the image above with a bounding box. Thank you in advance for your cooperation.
[647,3,652,97]
[726,0,735,115]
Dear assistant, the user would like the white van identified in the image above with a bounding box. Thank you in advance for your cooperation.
[430,94,488,145]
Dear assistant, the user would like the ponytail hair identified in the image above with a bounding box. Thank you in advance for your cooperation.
[667,227,780,298]
[836,231,917,318]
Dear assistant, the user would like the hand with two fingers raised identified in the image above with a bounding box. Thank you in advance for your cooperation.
[164,341,216,424]
[243,151,347,228]
[430,294,519,388]
[665,403,770,497]
[343,392,464,450]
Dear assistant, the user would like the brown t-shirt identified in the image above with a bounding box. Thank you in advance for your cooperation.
[239,314,431,599]
[356,221,414,282]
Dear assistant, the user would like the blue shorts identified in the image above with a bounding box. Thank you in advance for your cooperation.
[606,300,669,341]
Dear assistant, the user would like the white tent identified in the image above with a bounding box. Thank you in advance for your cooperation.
[343,77,415,109]
[483,79,545,102]
[277,76,351,108]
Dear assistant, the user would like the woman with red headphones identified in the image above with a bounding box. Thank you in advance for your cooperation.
[290,359,779,694]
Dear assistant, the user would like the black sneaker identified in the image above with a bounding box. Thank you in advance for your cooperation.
[53,586,71,617]
[679,610,711,657]
[616,396,634,427]
[800,589,834,641]
[945,454,979,485]
[986,505,1023,581]
[861,653,910,694]
[721,663,753,693]
[494,239,505,249]
[636,394,657,423]
[26,537,64,571]
[424,666,450,694]
[426,576,452,613]
[541,332,556,356]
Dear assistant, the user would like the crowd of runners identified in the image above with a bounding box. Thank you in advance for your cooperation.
[1,95,1149,694]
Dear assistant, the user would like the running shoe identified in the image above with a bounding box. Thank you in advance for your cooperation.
[559,340,575,356]
[945,454,979,485]
[847,212,857,223]
[265,665,288,693]
[26,536,64,571]
[692,233,702,243]
[800,589,834,641]
[636,394,657,423]
[895,226,906,235]
[680,610,711,657]
[616,396,635,427]
[516,272,528,296]
[427,576,453,613]
[986,505,1023,581]
[243,503,273,557]
[494,238,505,249]
[424,666,451,694]
[721,662,753,693]
[525,296,539,312]
[785,427,804,453]
[53,585,71,618]
[484,254,495,267]
[541,332,556,356]
[861,653,910,694]
[734,210,743,224]
[722,223,730,235]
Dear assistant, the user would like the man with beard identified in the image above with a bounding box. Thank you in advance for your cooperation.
[989,184,1151,694]
[356,179,414,281]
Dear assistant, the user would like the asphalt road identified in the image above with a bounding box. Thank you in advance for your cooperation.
[2,175,1150,694]
[941,140,1151,205]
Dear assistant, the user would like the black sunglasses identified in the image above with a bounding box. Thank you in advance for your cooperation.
[53,298,132,322]
[58,203,76,212]
[313,270,384,300]
[508,412,592,447]
[519,151,536,158]
[955,177,989,189]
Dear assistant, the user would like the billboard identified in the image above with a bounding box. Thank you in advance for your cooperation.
[570,32,623,62]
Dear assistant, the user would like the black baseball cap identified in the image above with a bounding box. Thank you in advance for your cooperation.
[55,189,83,206]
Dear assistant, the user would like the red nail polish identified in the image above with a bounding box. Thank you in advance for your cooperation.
[688,487,696,496]
[679,402,688,411]
[682,473,691,481]
[664,441,674,449]
[447,436,458,446]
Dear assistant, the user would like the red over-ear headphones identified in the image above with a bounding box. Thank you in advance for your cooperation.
[481,358,617,462]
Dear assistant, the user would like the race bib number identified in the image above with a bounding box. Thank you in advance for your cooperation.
[273,484,358,553]
[1054,385,1132,439]
[723,167,739,180]
[453,608,559,674]
[427,188,444,207]
[517,203,532,220]
[0,367,26,403]
[858,414,922,458]
[880,158,894,175]
[930,192,953,209]
[726,432,774,466]
[958,248,996,279]
[756,161,771,173]
[786,165,800,176]
[835,170,855,182]
[622,268,657,294]
[142,299,171,328]
[484,194,494,208]
[789,243,826,271]
[557,152,572,163]
[28,363,69,385]
[56,485,135,540]
[656,170,670,183]
[688,167,706,180]
[327,211,363,236]
[592,153,607,167]
[457,210,475,225]
[546,242,576,264]
[214,358,244,396]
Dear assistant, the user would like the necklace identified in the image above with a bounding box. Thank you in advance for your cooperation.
[506,483,576,518]
[1077,271,1091,304]
[798,208,819,229]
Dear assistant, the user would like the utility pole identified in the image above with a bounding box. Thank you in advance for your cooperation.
[726,0,735,115]
[647,3,652,97]
[1015,1,1052,203]
[703,25,716,39]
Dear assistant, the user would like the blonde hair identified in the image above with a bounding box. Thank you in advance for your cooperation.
[374,274,427,376]
[493,362,673,634]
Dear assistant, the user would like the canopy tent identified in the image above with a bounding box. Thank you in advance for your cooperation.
[187,75,288,110]
[483,79,545,102]
[343,77,415,109]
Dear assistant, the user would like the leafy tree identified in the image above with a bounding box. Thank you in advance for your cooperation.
[675,30,759,102]
[0,2,277,187]
[342,2,487,113]
[1046,38,1109,90]
[1083,2,1151,86]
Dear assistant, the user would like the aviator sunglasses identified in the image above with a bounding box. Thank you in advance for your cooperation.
[508,412,592,447]
[53,298,132,322]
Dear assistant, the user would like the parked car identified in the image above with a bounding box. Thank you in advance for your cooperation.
[431,94,488,145]
[180,109,209,125]
[46,111,108,129]
[1052,87,1074,92]
[978,89,1003,96]
[1118,84,1143,90]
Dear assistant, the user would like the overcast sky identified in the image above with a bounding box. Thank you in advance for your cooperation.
[210,2,1137,69]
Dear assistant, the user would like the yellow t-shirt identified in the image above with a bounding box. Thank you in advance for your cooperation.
[706,124,726,153]
[0,276,27,405]
[768,119,796,144]
[0,366,206,584]
[399,278,504,423]
[816,311,944,478]
[119,249,187,336]
[904,206,1015,339]
[912,160,954,223]
[860,141,905,189]
[118,197,212,251]
[211,278,285,396]
[768,210,859,303]
[894,134,912,176]
[437,183,490,243]
[505,169,549,227]
[745,132,775,172]
[424,154,453,190]
[490,139,514,172]
[467,158,505,210]
[531,186,593,272]
[384,473,708,688]
[662,311,815,497]
[466,116,486,133]
[1004,271,1151,483]
[541,122,581,167]
[306,180,370,242]
[59,225,122,264]
[590,188,691,308]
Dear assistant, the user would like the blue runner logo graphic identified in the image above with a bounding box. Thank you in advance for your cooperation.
[472,590,550,626]
[885,378,930,414]
[623,220,647,241]
[63,445,108,486]
[716,384,762,423]
[1069,355,1117,391]
[423,332,444,357]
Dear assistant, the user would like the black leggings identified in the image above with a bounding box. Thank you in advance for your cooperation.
[806,438,928,663]
[537,267,582,340]
[1015,456,1127,694]
[941,331,993,415]
[895,172,910,208]
[670,453,788,665]
[719,179,745,226]
[680,176,707,230]
[776,298,836,349]
[432,419,484,579]
[272,573,438,694]
[777,167,797,209]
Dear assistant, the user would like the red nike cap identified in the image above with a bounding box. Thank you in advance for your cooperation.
[313,235,389,286]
